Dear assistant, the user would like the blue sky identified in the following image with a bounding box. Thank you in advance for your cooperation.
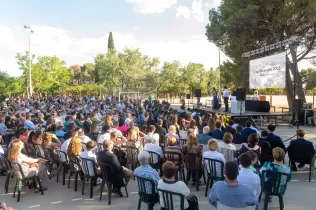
[0,0,313,76]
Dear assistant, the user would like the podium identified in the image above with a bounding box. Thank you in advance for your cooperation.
[231,100,245,114]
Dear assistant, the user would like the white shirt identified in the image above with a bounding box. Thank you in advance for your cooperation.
[223,89,229,97]
[232,123,239,129]
[237,168,261,198]
[144,143,164,163]
[158,179,190,209]
[97,133,110,144]
[80,135,91,144]
[61,138,72,162]
[218,141,236,150]
[80,150,98,176]
[125,118,132,126]
[203,150,226,177]
[0,145,4,154]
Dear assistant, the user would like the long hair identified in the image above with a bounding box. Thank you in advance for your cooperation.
[67,136,82,156]
[186,134,198,146]
[104,114,113,127]
[42,132,53,148]
[8,139,22,161]
[208,118,216,132]
[127,128,138,142]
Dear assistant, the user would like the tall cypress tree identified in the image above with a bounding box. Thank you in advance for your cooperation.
[108,32,115,52]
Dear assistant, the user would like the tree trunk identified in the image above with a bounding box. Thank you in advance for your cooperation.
[285,62,293,110]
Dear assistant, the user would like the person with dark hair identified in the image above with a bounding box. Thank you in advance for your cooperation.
[211,121,224,140]
[239,133,261,160]
[223,120,236,135]
[233,125,247,144]
[223,86,229,112]
[208,161,258,208]
[158,161,199,210]
[97,124,110,144]
[266,124,286,152]
[287,129,315,171]
[241,120,256,140]
[237,153,261,202]
[258,130,273,166]
[117,118,128,137]
[232,118,240,129]
[155,119,167,146]
[83,115,92,135]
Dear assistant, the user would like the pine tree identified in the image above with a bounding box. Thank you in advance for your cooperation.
[108,32,115,52]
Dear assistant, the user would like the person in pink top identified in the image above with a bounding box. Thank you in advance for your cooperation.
[117,118,128,137]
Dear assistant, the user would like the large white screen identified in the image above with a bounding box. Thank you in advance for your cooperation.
[249,52,286,89]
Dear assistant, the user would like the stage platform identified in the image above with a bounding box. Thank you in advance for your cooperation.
[192,106,292,126]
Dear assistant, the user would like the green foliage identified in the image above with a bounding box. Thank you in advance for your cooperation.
[108,32,115,52]
[300,68,316,90]
[0,71,24,97]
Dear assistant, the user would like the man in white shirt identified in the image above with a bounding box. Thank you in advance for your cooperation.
[144,134,163,164]
[223,86,229,112]
[237,152,261,202]
[124,113,133,126]
[97,125,111,144]
[144,125,156,144]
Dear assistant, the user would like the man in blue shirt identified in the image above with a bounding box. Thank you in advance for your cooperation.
[266,124,286,152]
[241,120,256,140]
[211,122,224,140]
[209,161,258,209]
[134,151,160,198]
[24,114,37,131]
[197,126,212,144]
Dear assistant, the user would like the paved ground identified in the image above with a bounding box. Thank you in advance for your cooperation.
[1,125,316,210]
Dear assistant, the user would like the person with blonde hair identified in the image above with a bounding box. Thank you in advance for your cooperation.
[164,136,184,171]
[166,125,180,146]
[203,139,226,177]
[183,134,203,185]
[126,128,143,164]
[218,132,237,162]
[42,132,62,162]
[8,139,49,190]
[207,117,216,133]
[104,114,113,128]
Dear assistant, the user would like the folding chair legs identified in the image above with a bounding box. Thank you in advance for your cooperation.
[205,178,210,197]
[90,177,94,198]
[108,183,112,205]
[74,172,79,191]
[278,195,284,210]
[5,172,10,193]
[147,202,154,210]
[309,165,312,182]
[263,193,269,210]
[137,198,142,210]
[195,173,199,191]
[36,176,44,195]
[82,175,85,195]
[56,164,62,183]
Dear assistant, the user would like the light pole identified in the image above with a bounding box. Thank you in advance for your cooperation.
[24,25,34,98]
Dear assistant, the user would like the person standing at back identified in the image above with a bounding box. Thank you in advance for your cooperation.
[266,124,286,152]
[223,86,229,112]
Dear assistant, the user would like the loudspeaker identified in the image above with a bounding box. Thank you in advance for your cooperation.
[195,89,202,98]
[293,99,303,112]
[236,88,246,101]
[186,94,191,99]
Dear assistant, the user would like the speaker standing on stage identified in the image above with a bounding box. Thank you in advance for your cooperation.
[223,86,229,112]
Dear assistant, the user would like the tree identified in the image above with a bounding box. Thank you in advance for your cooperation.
[16,51,35,97]
[181,63,208,94]
[81,63,95,83]
[108,32,115,52]
[0,71,23,97]
[159,61,182,96]
[69,64,81,84]
[300,68,316,90]
[206,0,316,109]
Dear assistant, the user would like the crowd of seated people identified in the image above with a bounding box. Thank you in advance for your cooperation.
[0,97,315,209]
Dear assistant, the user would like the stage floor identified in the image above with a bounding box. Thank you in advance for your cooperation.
[194,107,292,118]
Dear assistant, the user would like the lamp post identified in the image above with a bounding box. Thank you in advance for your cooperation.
[24,25,34,98]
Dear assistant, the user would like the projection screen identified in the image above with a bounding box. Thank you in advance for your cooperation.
[249,52,286,89]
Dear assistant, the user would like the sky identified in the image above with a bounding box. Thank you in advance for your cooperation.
[0,0,314,77]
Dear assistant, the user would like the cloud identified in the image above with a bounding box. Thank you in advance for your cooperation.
[176,0,205,22]
[0,24,230,77]
[126,0,177,14]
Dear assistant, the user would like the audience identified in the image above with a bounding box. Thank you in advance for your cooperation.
[97,125,111,144]
[97,140,132,197]
[164,136,184,172]
[239,133,261,158]
[203,140,226,177]
[266,124,286,152]
[80,140,100,176]
[241,121,257,140]
[223,120,236,135]
[144,133,164,164]
[155,119,167,146]
[208,161,258,208]
[158,161,199,210]
[207,118,216,134]
[218,132,236,161]
[197,126,212,145]
[211,122,224,140]
[166,125,180,146]
[233,125,247,144]
[258,130,273,166]
[287,129,315,171]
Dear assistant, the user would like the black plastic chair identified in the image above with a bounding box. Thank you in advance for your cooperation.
[260,170,291,210]
[157,188,185,210]
[145,150,161,172]
[68,155,82,191]
[43,147,60,177]
[164,151,185,181]
[134,175,159,210]
[179,139,187,148]
[184,153,206,191]
[11,161,44,202]
[122,145,139,170]
[203,158,225,197]
[56,149,69,185]
[0,156,13,194]
[288,156,314,182]
[81,157,97,198]
[99,162,128,205]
